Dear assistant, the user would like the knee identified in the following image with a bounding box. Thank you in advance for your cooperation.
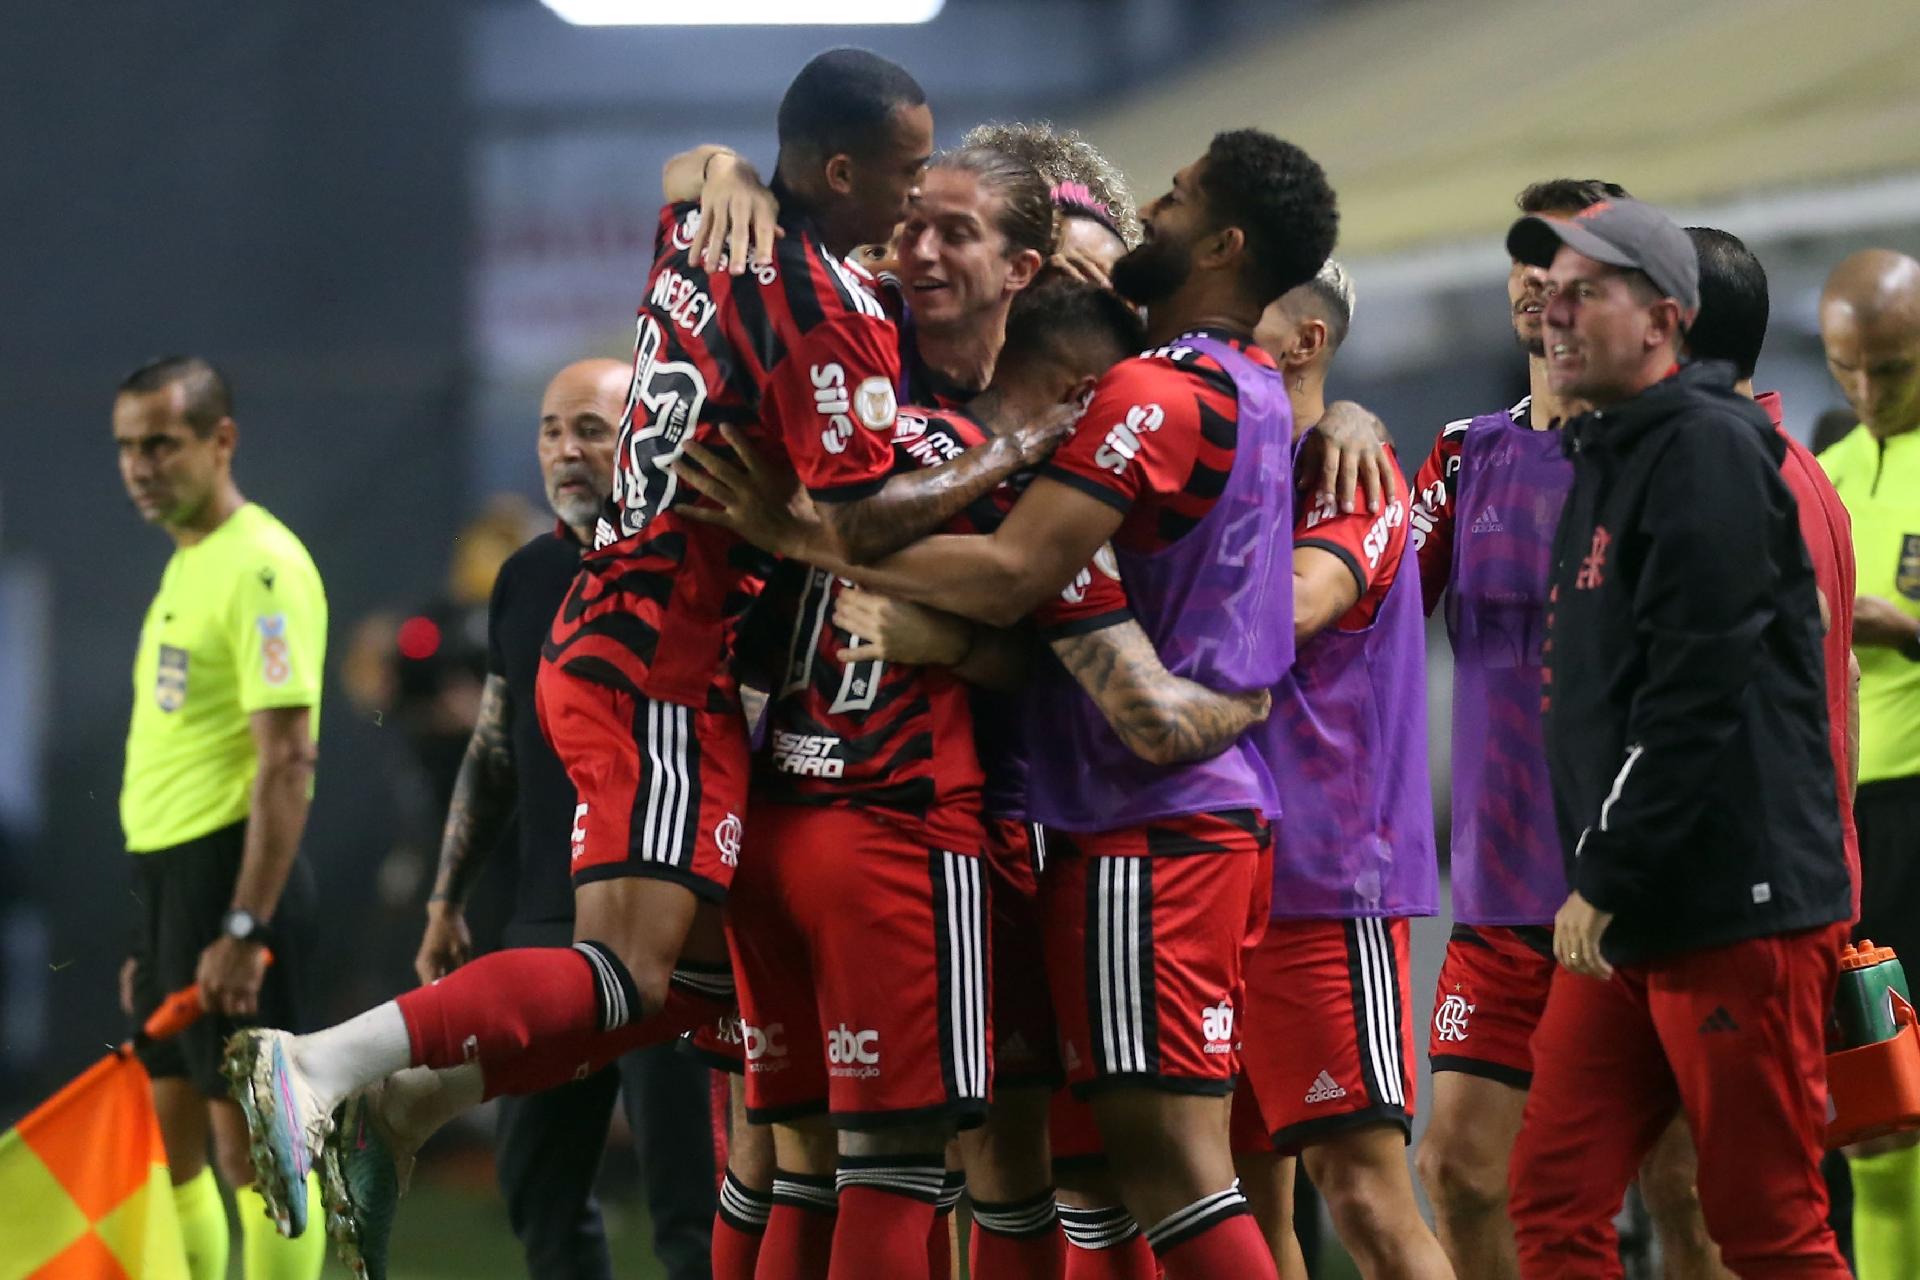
[1417,1134,1507,1222]
[1308,1159,1399,1245]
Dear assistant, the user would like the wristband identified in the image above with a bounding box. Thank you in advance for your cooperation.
[1901,630,1920,663]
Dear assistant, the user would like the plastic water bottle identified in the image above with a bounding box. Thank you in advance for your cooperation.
[1835,940,1912,1050]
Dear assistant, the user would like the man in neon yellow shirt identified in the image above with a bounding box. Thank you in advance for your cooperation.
[114,356,328,1280]
[1820,249,1920,1280]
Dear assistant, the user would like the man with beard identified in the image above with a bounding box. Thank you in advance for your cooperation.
[680,128,1341,1280]
[409,359,716,1280]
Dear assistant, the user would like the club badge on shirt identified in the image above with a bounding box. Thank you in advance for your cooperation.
[156,644,189,712]
[257,613,291,685]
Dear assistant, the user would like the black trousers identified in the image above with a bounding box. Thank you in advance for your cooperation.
[494,922,717,1280]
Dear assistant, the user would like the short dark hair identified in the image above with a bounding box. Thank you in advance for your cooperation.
[776,48,926,163]
[1686,226,1770,381]
[931,145,1058,259]
[1003,278,1146,378]
[117,356,232,437]
[1516,178,1630,216]
[1197,129,1339,307]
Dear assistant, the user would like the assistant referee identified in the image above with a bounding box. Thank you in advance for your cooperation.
[114,356,327,1280]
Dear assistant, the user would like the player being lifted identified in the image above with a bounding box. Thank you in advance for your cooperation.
[225,49,1082,1273]
[682,128,1345,1280]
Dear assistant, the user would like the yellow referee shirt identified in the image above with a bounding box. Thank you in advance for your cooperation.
[1821,423,1920,785]
[121,503,327,852]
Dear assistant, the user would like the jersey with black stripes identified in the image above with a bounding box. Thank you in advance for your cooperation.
[543,198,902,709]
[751,404,1130,850]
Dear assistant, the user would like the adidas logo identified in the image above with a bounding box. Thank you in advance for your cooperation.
[1470,504,1505,534]
[1697,1006,1740,1034]
[1304,1070,1348,1104]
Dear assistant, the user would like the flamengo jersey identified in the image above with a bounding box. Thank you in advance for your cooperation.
[754,405,1130,850]
[543,197,900,709]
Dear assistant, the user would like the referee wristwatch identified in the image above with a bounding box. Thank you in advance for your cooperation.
[220,908,272,946]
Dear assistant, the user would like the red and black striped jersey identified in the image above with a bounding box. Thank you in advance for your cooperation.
[1296,441,1409,631]
[1042,328,1273,555]
[752,405,1131,849]
[543,199,902,709]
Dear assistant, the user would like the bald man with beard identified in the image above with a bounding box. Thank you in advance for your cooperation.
[1818,250,1920,1280]
[411,358,718,1280]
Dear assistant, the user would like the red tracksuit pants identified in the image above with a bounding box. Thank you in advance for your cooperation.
[1509,924,1850,1279]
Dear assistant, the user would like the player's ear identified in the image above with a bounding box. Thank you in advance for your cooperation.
[824,152,857,197]
[211,417,239,462]
[1005,248,1044,295]
[1061,372,1100,406]
[1287,319,1328,370]
[1199,225,1245,271]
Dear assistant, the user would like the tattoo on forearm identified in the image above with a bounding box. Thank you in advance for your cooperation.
[827,434,1026,564]
[1051,621,1266,765]
[431,675,516,906]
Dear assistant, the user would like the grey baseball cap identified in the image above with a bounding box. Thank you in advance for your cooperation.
[1507,198,1700,315]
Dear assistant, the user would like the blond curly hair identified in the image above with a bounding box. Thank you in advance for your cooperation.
[959,120,1141,247]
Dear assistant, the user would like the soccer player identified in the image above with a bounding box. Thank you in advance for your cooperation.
[227,47,1077,1257]
[1505,198,1852,1277]
[1230,263,1451,1280]
[1816,247,1920,1280]
[682,128,1341,1280]
[407,358,716,1280]
[1406,179,1631,1279]
[958,121,1138,283]
[113,356,327,1280]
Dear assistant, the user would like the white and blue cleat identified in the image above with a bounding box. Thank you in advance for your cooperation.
[222,1028,330,1238]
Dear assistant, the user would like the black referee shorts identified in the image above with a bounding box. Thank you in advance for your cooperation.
[129,819,316,1097]
[1853,774,1920,978]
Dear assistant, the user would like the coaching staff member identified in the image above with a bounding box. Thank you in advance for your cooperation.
[115,356,327,1279]
[1501,201,1853,1277]
[415,357,716,1280]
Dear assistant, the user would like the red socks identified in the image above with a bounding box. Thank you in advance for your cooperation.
[757,1172,838,1280]
[1147,1188,1274,1280]
[971,1191,1066,1280]
[827,1156,945,1280]
[395,944,733,1100]
[395,946,602,1072]
[1061,1205,1157,1280]
[714,1171,773,1280]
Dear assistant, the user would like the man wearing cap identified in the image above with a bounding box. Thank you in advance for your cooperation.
[1501,199,1853,1276]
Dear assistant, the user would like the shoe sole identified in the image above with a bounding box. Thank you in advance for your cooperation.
[220,1031,311,1239]
[319,1114,371,1279]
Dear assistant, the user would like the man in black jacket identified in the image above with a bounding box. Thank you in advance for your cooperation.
[1500,199,1853,1278]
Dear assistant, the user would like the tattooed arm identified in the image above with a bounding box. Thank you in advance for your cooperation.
[416,674,516,984]
[1050,621,1271,766]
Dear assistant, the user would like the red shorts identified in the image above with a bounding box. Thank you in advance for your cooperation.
[680,1008,746,1075]
[1049,1089,1105,1167]
[986,817,1060,1088]
[535,660,748,902]
[1233,917,1416,1155]
[1042,811,1272,1096]
[726,802,990,1129]
[1427,924,1556,1089]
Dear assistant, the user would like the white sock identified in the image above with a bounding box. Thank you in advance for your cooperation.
[289,1002,413,1113]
